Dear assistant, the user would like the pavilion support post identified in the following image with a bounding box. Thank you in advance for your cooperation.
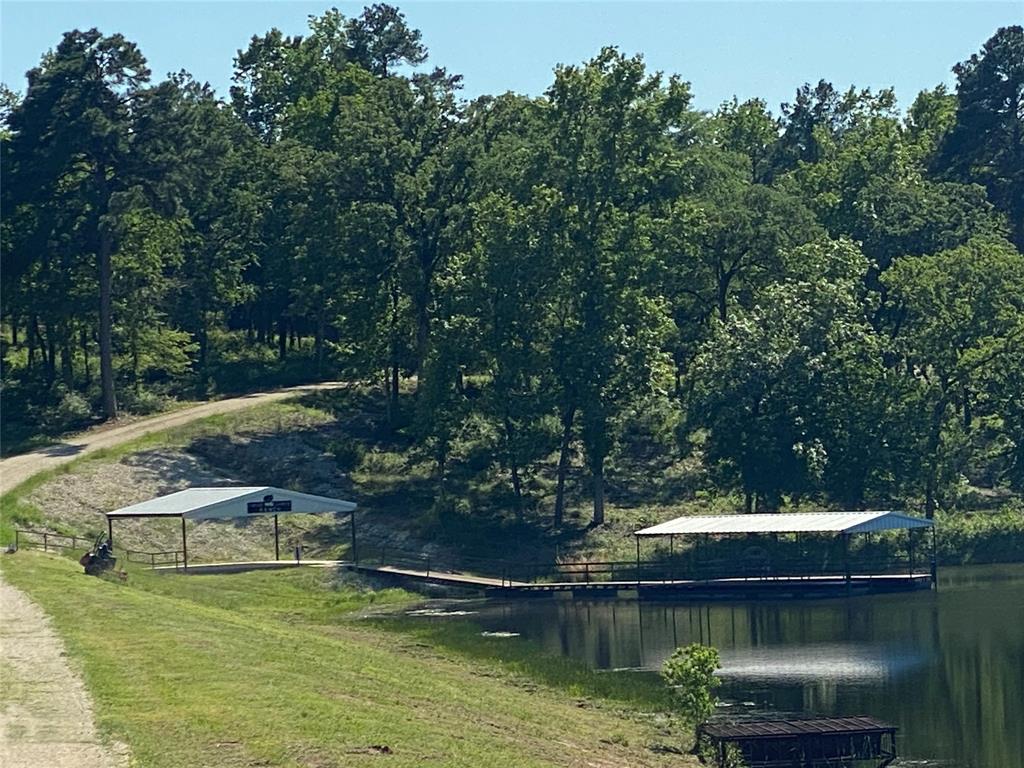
[908,528,915,577]
[274,515,280,561]
[635,535,641,586]
[842,533,851,594]
[181,517,188,571]
[669,534,675,583]
[930,525,938,589]
[107,517,113,548]
[350,511,358,565]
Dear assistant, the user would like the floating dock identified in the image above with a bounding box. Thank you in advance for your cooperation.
[696,715,898,767]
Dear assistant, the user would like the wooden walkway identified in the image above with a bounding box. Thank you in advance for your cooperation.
[349,564,934,599]
[150,560,933,599]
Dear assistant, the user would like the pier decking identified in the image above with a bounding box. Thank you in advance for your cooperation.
[350,563,934,599]
[697,715,898,767]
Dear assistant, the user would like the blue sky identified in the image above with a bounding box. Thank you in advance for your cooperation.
[2,2,1020,113]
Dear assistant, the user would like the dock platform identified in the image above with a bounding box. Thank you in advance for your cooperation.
[697,715,898,767]
[349,564,934,600]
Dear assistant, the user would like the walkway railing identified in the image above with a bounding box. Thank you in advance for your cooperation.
[358,540,932,588]
[120,547,185,569]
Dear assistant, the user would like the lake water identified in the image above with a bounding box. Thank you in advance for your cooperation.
[414,564,1024,767]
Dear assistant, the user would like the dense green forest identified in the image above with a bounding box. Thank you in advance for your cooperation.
[2,7,1022,523]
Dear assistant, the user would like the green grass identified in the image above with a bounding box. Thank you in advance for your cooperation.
[0,551,686,768]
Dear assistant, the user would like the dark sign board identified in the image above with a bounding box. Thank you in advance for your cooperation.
[247,499,292,514]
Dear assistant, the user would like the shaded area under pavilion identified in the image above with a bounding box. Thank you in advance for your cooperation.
[633,510,936,589]
[105,486,357,569]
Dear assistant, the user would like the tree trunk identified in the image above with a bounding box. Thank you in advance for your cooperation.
[414,284,430,392]
[10,313,17,346]
[591,463,605,527]
[81,326,91,386]
[60,323,74,389]
[27,316,37,368]
[277,316,287,360]
[196,321,209,371]
[717,274,730,322]
[510,462,524,524]
[315,315,325,377]
[97,170,118,421]
[553,404,576,528]
[504,414,524,524]
[924,397,948,519]
[45,326,57,386]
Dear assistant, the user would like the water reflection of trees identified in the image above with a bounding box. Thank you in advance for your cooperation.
[485,565,1023,767]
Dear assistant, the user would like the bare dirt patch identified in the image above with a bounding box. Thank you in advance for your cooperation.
[0,572,129,768]
[25,449,344,563]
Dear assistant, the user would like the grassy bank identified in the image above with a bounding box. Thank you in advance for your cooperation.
[0,551,687,768]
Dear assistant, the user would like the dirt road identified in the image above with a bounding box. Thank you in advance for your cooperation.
[0,571,128,768]
[0,381,344,495]
[0,381,346,767]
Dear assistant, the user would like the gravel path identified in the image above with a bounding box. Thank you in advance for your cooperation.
[0,381,344,495]
[0,381,344,767]
[0,572,128,768]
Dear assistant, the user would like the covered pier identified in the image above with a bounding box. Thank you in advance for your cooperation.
[105,486,357,569]
[632,510,937,593]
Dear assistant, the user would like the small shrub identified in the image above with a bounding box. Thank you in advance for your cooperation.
[47,387,93,428]
[120,387,171,416]
[662,643,721,726]
[328,440,366,471]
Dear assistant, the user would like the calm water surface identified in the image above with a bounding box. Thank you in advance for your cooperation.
[417,564,1024,768]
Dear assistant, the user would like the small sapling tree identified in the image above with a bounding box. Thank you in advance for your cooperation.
[662,643,722,729]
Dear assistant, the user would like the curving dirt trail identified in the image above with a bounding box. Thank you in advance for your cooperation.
[0,381,344,495]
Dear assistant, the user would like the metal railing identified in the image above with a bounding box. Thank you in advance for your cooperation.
[357,539,933,589]
[121,547,185,569]
[12,528,184,569]
[13,528,89,552]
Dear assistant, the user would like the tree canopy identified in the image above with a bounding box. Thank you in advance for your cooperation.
[3,11,1022,524]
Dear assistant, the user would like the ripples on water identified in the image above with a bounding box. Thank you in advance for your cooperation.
[406,564,1024,768]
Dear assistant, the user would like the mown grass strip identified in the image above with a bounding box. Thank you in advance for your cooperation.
[0,552,685,768]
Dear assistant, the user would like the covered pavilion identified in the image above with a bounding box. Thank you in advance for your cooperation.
[105,486,357,569]
[634,510,936,587]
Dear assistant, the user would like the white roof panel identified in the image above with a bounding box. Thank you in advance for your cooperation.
[106,486,356,520]
[635,511,932,536]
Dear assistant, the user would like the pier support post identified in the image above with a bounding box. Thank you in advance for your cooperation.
[350,510,358,565]
[181,516,188,571]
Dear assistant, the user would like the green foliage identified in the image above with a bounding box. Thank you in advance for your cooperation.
[2,13,1022,527]
[935,504,1024,564]
[661,643,722,726]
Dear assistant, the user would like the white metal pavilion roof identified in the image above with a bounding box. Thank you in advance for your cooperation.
[635,511,932,537]
[106,486,356,521]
